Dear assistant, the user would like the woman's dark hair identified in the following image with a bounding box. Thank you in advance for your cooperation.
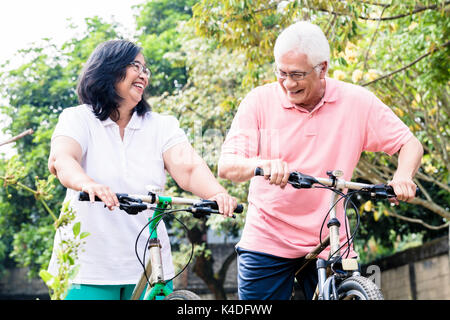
[76,40,151,121]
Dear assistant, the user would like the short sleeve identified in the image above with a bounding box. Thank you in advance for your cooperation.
[364,95,413,156]
[161,115,188,152]
[221,91,260,158]
[51,107,89,155]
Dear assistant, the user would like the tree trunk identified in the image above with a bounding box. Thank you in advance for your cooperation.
[187,220,235,300]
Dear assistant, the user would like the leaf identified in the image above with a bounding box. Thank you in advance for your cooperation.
[39,269,54,284]
[68,265,80,279]
[80,232,90,239]
[363,200,373,212]
[72,222,81,237]
[374,206,382,222]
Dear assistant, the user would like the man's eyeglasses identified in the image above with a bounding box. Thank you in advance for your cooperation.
[274,64,321,81]
[129,61,151,79]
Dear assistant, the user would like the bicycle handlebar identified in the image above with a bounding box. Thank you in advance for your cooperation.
[78,191,244,216]
[254,167,420,199]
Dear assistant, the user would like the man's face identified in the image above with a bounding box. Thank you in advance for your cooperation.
[276,50,326,111]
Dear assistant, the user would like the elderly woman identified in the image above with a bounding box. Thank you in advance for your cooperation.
[47,39,237,300]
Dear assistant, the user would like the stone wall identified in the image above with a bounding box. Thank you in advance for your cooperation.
[362,235,449,300]
[0,268,49,300]
[0,236,448,300]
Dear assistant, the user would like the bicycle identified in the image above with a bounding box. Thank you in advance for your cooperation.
[78,187,243,300]
[254,167,419,300]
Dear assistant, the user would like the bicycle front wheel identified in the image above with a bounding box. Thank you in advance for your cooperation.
[164,289,201,300]
[337,276,384,300]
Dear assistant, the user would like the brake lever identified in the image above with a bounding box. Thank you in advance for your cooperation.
[119,202,148,215]
[116,195,148,215]
[365,184,396,200]
[288,171,318,189]
[190,201,236,219]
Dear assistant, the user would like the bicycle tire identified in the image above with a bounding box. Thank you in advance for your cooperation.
[164,289,201,300]
[336,275,384,300]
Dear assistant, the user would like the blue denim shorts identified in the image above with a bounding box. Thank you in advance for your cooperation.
[236,246,318,300]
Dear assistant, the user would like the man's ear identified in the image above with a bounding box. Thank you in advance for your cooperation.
[319,61,328,79]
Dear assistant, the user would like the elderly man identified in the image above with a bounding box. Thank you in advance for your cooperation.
[218,21,423,300]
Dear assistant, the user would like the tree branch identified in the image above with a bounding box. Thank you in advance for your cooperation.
[0,129,34,147]
[387,209,449,230]
[358,1,450,21]
[363,1,389,70]
[409,197,450,220]
[317,1,450,21]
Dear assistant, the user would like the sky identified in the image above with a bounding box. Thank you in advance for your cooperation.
[0,0,146,151]
[0,0,146,66]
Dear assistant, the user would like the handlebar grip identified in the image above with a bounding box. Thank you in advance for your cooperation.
[196,200,244,214]
[78,192,129,202]
[79,191,101,201]
[387,185,421,197]
[374,185,421,199]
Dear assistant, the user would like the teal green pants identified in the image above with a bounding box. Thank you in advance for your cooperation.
[65,281,173,300]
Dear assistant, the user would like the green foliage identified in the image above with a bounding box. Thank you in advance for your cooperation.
[136,0,198,96]
[0,16,120,278]
[190,0,449,259]
[0,1,448,298]
[39,201,90,300]
[149,30,252,239]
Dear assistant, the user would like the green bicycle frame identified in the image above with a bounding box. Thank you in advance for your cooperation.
[131,196,174,300]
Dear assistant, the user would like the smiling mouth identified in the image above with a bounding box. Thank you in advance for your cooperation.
[133,83,144,89]
[289,89,304,95]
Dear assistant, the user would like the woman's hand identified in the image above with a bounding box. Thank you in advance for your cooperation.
[209,192,238,218]
[164,142,238,217]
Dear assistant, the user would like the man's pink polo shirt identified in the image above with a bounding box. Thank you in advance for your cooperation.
[221,77,413,259]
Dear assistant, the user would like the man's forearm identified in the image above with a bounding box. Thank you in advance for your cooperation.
[395,136,423,179]
[218,154,260,183]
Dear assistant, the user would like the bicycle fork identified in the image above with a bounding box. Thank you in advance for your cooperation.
[315,190,339,299]
[131,199,173,300]
[316,190,359,300]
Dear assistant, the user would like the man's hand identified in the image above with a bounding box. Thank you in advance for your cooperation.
[259,159,290,188]
[388,173,417,204]
[389,136,423,204]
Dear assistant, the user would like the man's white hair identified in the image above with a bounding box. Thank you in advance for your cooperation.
[274,21,330,70]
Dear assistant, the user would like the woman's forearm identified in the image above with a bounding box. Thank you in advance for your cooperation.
[185,161,228,199]
[53,155,94,191]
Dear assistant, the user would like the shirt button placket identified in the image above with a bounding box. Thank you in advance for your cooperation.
[118,127,127,176]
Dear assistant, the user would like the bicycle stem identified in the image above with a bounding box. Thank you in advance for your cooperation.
[328,192,341,259]
[128,193,199,206]
[314,177,372,191]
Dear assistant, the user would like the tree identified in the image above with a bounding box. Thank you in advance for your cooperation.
[0,5,245,299]
[0,17,121,277]
[148,32,250,298]
[135,0,252,299]
[135,0,198,96]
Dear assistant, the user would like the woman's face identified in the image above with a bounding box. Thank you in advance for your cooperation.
[115,53,149,109]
